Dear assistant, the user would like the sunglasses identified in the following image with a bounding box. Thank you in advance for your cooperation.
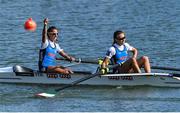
[116,36,126,40]
[48,32,58,36]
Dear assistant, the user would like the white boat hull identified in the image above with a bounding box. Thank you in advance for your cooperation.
[0,65,180,87]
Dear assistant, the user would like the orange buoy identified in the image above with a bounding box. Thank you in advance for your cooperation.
[24,18,37,31]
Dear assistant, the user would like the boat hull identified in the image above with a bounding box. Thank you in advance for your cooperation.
[0,66,180,87]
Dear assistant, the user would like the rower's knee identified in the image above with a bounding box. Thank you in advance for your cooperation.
[130,57,137,64]
[141,56,149,62]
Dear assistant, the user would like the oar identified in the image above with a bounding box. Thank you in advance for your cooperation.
[57,58,180,72]
[61,61,81,67]
[151,66,180,71]
[35,64,119,98]
[56,57,98,64]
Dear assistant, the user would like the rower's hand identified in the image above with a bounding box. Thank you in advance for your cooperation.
[44,18,48,25]
[100,67,109,74]
[69,56,75,62]
[64,68,74,74]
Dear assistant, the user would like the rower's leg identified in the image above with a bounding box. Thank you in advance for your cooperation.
[119,58,141,73]
[130,58,141,73]
[46,66,73,74]
[137,56,151,73]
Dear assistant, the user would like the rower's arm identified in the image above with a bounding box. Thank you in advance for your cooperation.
[42,18,48,43]
[58,50,75,61]
[131,47,138,58]
[101,57,110,69]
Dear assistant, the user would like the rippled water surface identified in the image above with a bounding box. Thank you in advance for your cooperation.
[0,0,180,112]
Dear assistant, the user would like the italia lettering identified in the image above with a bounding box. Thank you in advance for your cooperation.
[119,56,127,60]
[48,53,56,57]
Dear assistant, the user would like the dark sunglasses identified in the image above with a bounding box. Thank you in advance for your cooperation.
[116,36,126,40]
[49,32,58,36]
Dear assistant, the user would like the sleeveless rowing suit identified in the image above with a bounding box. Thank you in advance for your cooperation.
[106,43,133,65]
[39,40,59,71]
[42,41,57,67]
[106,43,132,73]
[112,45,128,64]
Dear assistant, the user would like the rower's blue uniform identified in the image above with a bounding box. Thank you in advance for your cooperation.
[112,45,128,64]
[42,42,57,67]
[39,41,57,71]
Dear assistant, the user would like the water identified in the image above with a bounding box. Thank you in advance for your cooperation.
[0,0,180,112]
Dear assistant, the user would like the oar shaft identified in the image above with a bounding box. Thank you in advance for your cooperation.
[56,58,98,64]
[55,72,100,92]
[151,66,180,71]
[62,62,80,67]
[54,64,120,92]
[57,57,180,71]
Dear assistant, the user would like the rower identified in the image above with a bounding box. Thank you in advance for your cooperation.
[100,30,151,74]
[38,18,75,74]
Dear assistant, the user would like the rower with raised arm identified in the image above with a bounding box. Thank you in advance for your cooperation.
[101,30,151,74]
[38,18,75,74]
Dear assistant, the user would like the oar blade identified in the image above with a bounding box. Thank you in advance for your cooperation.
[35,92,56,98]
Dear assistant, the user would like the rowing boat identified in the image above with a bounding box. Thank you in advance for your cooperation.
[0,65,180,87]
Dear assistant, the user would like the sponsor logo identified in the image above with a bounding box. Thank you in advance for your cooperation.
[108,76,133,80]
[47,73,71,79]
